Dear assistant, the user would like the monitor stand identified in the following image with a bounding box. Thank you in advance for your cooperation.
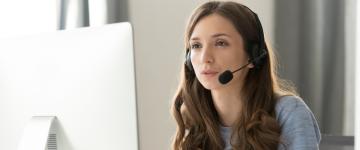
[18,116,57,150]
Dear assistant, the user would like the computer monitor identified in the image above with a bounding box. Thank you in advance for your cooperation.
[0,22,138,150]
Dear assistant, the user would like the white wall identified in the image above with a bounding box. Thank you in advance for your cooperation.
[127,0,275,149]
[345,0,356,136]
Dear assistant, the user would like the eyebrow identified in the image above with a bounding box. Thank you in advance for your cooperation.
[190,33,231,41]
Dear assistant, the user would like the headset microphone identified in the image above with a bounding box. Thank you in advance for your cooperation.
[218,50,267,85]
[218,62,250,84]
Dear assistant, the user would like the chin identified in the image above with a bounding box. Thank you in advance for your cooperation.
[198,79,222,90]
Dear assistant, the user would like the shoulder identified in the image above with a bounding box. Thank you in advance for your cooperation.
[275,95,316,127]
[275,95,309,120]
[275,95,321,149]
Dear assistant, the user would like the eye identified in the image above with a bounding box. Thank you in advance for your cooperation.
[216,40,228,47]
[190,43,202,49]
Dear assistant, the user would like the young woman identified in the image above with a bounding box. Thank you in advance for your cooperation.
[171,1,321,150]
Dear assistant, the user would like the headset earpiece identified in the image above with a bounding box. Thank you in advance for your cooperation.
[251,49,267,68]
[246,10,268,69]
[185,49,193,71]
[248,43,266,68]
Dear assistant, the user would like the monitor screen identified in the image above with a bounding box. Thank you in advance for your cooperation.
[0,22,138,150]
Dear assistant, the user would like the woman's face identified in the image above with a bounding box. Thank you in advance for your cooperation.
[189,13,253,90]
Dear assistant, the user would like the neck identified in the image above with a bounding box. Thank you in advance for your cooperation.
[211,83,243,127]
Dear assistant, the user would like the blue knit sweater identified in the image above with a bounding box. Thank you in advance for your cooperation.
[220,96,321,150]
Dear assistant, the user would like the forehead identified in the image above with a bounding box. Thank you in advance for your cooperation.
[190,13,242,40]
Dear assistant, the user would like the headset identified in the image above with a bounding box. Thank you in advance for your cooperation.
[185,6,268,73]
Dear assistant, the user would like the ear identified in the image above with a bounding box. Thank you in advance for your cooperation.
[248,63,255,68]
[247,58,255,68]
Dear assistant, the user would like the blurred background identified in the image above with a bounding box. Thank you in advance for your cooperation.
[0,0,357,149]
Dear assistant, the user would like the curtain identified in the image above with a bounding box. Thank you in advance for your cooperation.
[57,0,128,30]
[274,0,353,135]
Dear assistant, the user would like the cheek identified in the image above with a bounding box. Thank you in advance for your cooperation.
[190,53,201,72]
[234,49,248,63]
[193,66,203,81]
[222,51,246,67]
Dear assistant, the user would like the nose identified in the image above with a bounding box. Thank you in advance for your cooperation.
[200,47,214,64]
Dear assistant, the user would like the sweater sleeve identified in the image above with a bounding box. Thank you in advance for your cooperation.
[276,96,321,150]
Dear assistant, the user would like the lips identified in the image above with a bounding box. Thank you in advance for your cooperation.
[201,70,219,76]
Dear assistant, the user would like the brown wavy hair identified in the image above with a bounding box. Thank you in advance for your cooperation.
[171,1,297,150]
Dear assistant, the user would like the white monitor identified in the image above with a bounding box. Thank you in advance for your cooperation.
[0,22,138,150]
